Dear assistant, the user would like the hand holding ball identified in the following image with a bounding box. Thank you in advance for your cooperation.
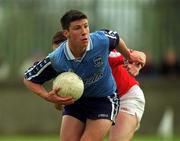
[53,72,84,100]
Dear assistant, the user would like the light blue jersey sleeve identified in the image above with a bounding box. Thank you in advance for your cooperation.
[99,29,120,50]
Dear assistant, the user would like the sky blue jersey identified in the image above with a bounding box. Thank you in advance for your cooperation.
[24,29,120,97]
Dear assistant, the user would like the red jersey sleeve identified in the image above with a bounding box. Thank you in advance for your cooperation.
[108,49,124,67]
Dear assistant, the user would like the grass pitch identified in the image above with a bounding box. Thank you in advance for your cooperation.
[0,135,179,141]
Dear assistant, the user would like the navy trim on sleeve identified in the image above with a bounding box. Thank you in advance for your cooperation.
[24,57,59,84]
[100,29,120,51]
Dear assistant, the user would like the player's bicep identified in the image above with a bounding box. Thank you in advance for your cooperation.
[24,57,59,84]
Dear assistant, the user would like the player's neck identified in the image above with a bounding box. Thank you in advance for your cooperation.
[68,43,87,58]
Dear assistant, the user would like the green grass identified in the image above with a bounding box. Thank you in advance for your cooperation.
[0,135,179,141]
[0,135,57,141]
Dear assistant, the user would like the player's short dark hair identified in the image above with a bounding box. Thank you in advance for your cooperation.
[52,31,67,45]
[60,10,88,30]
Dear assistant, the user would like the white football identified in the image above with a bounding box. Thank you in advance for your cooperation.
[53,72,84,100]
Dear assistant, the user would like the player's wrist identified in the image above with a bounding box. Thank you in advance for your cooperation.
[128,49,134,60]
[124,49,134,63]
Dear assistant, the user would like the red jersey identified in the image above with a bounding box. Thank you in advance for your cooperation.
[109,49,139,97]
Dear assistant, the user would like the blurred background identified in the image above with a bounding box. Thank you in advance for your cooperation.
[0,0,180,140]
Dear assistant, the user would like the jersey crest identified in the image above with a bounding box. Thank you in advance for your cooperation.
[93,56,103,67]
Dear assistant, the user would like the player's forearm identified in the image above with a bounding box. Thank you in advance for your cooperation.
[23,79,48,99]
[116,38,130,60]
[116,38,146,66]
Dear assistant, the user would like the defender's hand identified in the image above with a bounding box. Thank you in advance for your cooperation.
[124,63,142,77]
[129,50,146,67]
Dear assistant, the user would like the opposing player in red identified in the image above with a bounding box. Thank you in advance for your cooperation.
[108,49,145,141]
[52,31,145,141]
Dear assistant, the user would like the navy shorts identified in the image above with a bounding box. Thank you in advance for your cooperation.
[63,93,120,124]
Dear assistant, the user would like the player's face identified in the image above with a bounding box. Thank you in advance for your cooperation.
[65,19,90,49]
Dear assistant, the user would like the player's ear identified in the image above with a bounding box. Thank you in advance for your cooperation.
[63,30,69,38]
